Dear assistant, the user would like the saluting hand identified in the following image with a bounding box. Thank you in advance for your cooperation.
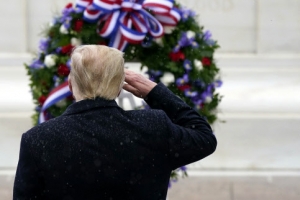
[123,69,157,99]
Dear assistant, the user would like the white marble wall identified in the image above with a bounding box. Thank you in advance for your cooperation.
[177,0,257,53]
[257,0,300,54]
[0,0,299,54]
[0,0,27,53]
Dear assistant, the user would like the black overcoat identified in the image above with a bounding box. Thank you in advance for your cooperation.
[13,83,217,200]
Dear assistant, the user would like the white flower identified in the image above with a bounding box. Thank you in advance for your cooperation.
[194,59,203,70]
[163,26,175,34]
[55,99,67,107]
[131,48,135,54]
[60,25,69,34]
[44,54,57,68]
[154,37,164,46]
[186,30,196,39]
[160,72,175,85]
[71,37,82,46]
[205,96,212,103]
[49,21,55,27]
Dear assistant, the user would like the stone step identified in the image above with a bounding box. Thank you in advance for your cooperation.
[2,171,300,200]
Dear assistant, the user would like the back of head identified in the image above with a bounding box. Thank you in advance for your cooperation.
[70,45,125,100]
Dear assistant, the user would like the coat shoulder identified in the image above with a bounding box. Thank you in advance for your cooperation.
[22,116,65,141]
[126,109,168,122]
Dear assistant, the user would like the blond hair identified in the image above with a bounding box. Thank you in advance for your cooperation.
[70,45,125,100]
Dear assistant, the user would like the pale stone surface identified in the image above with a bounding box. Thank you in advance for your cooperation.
[2,175,300,200]
[0,0,26,53]
[177,0,257,53]
[168,176,300,200]
[193,118,300,170]
[0,66,33,113]
[258,0,300,54]
[217,65,300,113]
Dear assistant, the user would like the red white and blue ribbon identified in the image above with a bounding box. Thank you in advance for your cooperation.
[76,0,181,51]
[39,82,72,123]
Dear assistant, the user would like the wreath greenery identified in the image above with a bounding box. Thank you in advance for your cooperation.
[25,0,222,183]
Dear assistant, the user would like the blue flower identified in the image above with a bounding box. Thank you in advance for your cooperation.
[176,74,189,86]
[173,32,199,52]
[201,85,214,103]
[180,166,187,171]
[179,7,196,22]
[39,38,50,53]
[190,93,203,104]
[29,58,44,69]
[214,80,223,88]
[66,59,72,69]
[146,70,162,81]
[183,59,192,72]
[193,79,205,88]
[56,47,62,54]
[53,75,60,87]
[184,90,198,98]
[60,7,74,23]
[63,16,72,29]
[203,30,212,41]
[203,30,216,46]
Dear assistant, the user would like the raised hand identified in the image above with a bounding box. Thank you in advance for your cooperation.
[123,69,157,99]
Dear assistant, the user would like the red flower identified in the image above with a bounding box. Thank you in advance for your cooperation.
[57,64,70,76]
[61,44,74,55]
[177,84,191,91]
[201,57,211,66]
[65,3,73,9]
[98,41,107,46]
[38,95,47,105]
[74,19,84,32]
[169,51,185,62]
[200,102,205,108]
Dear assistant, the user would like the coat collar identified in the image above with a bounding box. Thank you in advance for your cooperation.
[62,97,120,116]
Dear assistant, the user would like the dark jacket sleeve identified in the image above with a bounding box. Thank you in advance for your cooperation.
[145,83,217,170]
[13,133,44,200]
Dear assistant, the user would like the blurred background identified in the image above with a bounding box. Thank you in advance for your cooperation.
[0,0,300,199]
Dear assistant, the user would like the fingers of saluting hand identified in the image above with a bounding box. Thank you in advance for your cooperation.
[123,83,140,97]
[124,69,141,86]
[123,69,157,98]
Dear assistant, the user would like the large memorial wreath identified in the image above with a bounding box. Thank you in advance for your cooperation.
[26,0,222,183]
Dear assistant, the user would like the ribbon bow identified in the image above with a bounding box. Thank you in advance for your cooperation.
[76,0,181,51]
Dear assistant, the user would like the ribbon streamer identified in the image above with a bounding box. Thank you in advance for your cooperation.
[39,82,72,123]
